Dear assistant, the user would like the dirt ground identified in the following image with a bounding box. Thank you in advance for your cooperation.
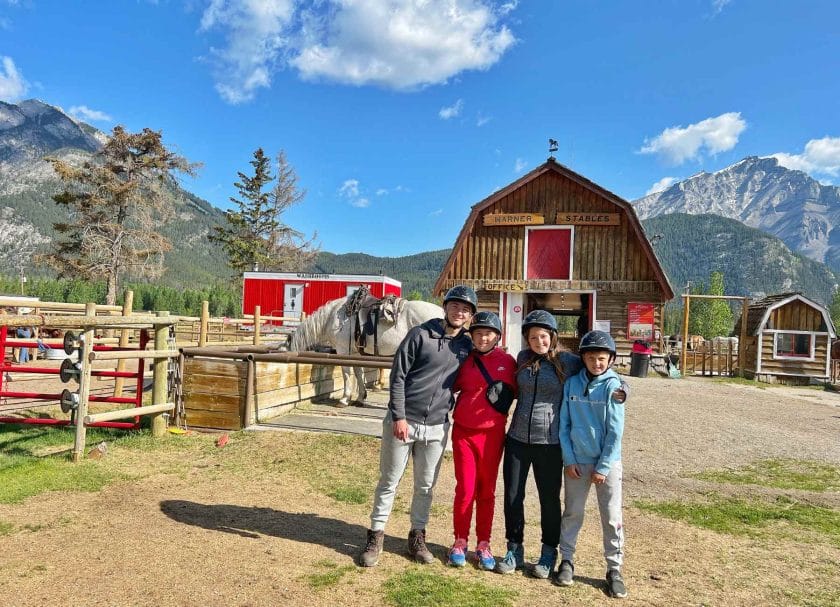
[0,376,838,607]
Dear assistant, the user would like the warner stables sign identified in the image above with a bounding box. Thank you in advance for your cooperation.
[483,212,620,226]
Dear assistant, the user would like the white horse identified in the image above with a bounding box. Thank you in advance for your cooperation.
[290,295,443,406]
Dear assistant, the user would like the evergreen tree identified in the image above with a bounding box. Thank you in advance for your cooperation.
[210,148,318,276]
[44,126,195,305]
[829,286,840,331]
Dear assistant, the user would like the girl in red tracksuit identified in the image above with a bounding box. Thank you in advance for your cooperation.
[449,311,517,570]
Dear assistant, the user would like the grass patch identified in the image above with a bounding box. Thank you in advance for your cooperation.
[0,424,204,504]
[695,459,840,492]
[267,433,380,505]
[305,559,356,589]
[383,569,517,607]
[0,520,13,535]
[714,376,767,389]
[636,494,840,546]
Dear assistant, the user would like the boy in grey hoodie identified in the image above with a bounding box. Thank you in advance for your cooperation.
[358,286,475,567]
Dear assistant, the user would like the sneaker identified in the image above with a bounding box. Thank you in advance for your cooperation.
[530,544,558,579]
[553,559,574,587]
[494,541,524,574]
[358,529,384,567]
[407,529,434,564]
[607,569,628,599]
[448,538,467,567]
[474,541,496,571]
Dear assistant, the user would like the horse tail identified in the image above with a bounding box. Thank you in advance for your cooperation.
[290,299,341,352]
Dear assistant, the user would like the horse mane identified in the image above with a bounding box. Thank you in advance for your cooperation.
[290,298,345,352]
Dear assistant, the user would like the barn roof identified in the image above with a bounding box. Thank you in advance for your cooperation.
[433,158,674,299]
[733,292,837,337]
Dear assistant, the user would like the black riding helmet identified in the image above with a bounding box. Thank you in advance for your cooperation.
[443,285,478,314]
[521,309,557,335]
[469,311,502,334]
[579,330,617,357]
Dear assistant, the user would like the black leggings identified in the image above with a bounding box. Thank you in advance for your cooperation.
[502,436,564,546]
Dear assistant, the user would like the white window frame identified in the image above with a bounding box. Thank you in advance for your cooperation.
[768,329,816,361]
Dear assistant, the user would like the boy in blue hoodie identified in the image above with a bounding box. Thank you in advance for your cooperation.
[556,330,627,599]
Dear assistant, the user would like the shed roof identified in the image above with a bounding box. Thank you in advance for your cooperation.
[733,292,837,337]
[433,158,674,298]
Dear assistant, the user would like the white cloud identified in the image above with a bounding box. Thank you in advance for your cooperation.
[200,0,516,101]
[68,105,113,123]
[0,56,28,102]
[769,136,840,177]
[439,98,464,120]
[645,176,678,196]
[429,208,443,216]
[339,178,370,207]
[514,158,527,173]
[639,112,746,165]
[476,112,491,127]
[292,0,516,90]
[375,188,389,196]
[711,0,732,15]
[199,0,296,104]
[338,179,360,198]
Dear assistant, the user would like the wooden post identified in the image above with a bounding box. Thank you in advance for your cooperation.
[680,294,690,375]
[244,356,255,426]
[72,302,96,463]
[151,311,170,437]
[253,305,261,346]
[113,289,134,397]
[739,297,749,377]
[198,301,209,347]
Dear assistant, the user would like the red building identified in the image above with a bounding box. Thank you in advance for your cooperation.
[242,272,402,324]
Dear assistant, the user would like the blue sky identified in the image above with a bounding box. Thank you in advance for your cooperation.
[1,0,838,257]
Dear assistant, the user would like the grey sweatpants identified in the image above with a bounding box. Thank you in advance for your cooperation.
[369,414,449,532]
[558,461,624,571]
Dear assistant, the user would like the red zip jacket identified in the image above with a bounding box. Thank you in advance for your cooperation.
[452,347,518,430]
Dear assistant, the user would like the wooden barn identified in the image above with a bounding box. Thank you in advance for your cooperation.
[434,158,674,354]
[733,292,837,384]
[242,272,401,325]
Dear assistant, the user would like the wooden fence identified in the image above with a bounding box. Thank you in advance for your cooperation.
[680,340,740,377]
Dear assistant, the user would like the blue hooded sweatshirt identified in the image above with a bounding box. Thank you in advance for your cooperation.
[559,367,624,476]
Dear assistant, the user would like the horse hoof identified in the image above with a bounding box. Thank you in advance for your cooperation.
[350,400,366,407]
[335,401,351,409]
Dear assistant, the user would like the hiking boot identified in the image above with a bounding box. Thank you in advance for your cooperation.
[358,529,384,567]
[474,541,496,571]
[447,538,467,567]
[607,569,628,599]
[553,559,574,587]
[494,541,524,574]
[530,544,558,579]
[407,529,434,564]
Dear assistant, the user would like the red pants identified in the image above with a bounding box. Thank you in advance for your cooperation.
[452,423,506,543]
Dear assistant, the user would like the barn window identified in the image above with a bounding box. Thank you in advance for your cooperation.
[773,332,814,360]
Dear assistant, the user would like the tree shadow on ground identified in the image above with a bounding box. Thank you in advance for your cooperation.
[159,500,441,561]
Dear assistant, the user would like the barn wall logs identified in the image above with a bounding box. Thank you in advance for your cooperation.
[182,358,381,430]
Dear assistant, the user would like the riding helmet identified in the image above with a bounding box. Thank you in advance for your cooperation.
[578,330,617,356]
[469,311,502,334]
[521,309,557,335]
[443,285,478,313]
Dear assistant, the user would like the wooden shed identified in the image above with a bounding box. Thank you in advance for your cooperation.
[434,158,674,354]
[733,292,837,384]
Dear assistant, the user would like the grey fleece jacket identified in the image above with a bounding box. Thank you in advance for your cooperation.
[388,318,473,426]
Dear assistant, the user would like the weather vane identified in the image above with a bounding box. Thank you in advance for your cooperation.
[548,138,558,159]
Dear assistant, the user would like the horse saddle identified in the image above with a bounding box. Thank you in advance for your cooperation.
[353,294,405,356]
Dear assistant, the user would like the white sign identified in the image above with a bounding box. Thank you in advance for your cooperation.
[593,320,611,333]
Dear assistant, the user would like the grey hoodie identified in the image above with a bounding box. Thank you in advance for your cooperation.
[388,318,473,426]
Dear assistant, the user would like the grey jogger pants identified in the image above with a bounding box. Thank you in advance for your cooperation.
[369,414,449,532]
[558,461,625,571]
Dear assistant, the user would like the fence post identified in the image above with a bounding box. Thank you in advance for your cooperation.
[680,295,690,375]
[739,297,749,377]
[199,301,209,347]
[151,311,169,437]
[253,305,261,346]
[72,302,96,463]
[113,289,134,397]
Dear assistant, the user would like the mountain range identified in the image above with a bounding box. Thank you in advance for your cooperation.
[633,156,840,272]
[0,99,837,305]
